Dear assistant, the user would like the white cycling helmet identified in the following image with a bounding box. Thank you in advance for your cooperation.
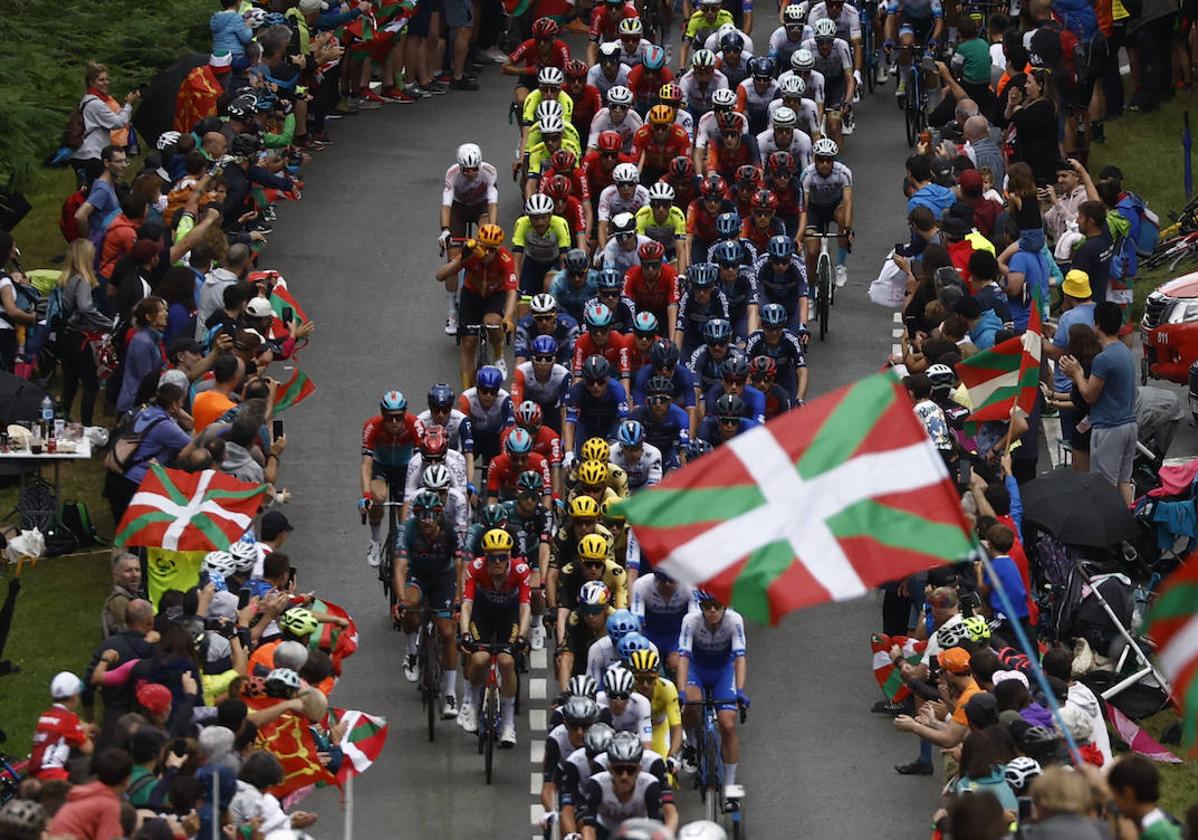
[607,85,634,107]
[156,130,182,151]
[530,292,558,315]
[611,211,636,234]
[245,7,268,28]
[604,664,636,695]
[422,463,452,491]
[618,16,643,35]
[567,674,599,698]
[711,88,737,107]
[228,540,258,573]
[457,142,482,168]
[936,620,971,650]
[678,821,728,840]
[772,106,797,129]
[647,182,675,203]
[1004,756,1042,793]
[691,48,716,69]
[613,162,640,184]
[792,48,815,71]
[203,550,238,577]
[526,193,555,216]
[538,114,565,135]
[782,2,807,23]
[812,137,839,158]
[538,66,565,86]
[779,75,807,96]
[536,100,565,122]
[813,17,838,39]
[606,730,644,764]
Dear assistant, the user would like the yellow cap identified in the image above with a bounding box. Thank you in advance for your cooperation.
[1062,269,1091,300]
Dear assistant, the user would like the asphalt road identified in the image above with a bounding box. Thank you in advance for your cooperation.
[263,43,948,839]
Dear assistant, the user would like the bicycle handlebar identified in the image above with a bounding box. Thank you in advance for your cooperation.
[681,697,749,723]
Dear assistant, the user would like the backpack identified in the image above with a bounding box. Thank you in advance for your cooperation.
[61,499,101,546]
[102,409,168,475]
[62,96,99,151]
[1121,192,1161,257]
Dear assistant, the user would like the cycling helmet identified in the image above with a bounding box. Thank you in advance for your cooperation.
[760,302,788,326]
[735,164,762,186]
[715,393,745,419]
[245,7,268,28]
[506,427,534,455]
[420,422,449,458]
[685,439,715,460]
[750,188,777,211]
[687,262,718,288]
[531,334,558,358]
[526,193,555,218]
[563,248,590,273]
[422,464,452,492]
[691,48,716,69]
[279,608,319,638]
[813,17,838,39]
[607,85,634,107]
[532,16,559,37]
[712,240,742,266]
[648,338,679,369]
[550,149,578,171]
[792,48,815,71]
[230,132,262,159]
[482,528,515,552]
[694,588,720,605]
[411,489,445,517]
[584,722,615,757]
[1004,756,1042,793]
[477,223,505,246]
[962,614,992,642]
[749,56,775,79]
[605,609,641,641]
[782,2,807,23]
[617,419,645,447]
[767,234,795,260]
[720,31,744,51]
[771,106,798,130]
[226,96,256,120]
[604,665,636,696]
[633,311,659,335]
[779,75,807,97]
[536,100,565,125]
[265,667,301,698]
[380,390,407,413]
[711,88,738,108]
[659,82,683,105]
[647,104,675,126]
[544,175,571,201]
[750,354,777,378]
[618,16,644,35]
[613,162,640,184]
[935,620,972,649]
[585,301,615,330]
[515,399,544,429]
[639,239,666,261]
[476,366,505,393]
[427,383,455,410]
[597,266,623,290]
[642,44,667,70]
[926,363,956,398]
[767,150,795,176]
[582,436,610,463]
[538,115,565,135]
[203,550,238,578]
[480,502,510,529]
[616,631,651,661]
[580,579,613,606]
[597,130,624,154]
[565,58,590,80]
[0,799,45,840]
[812,137,839,158]
[228,540,258,573]
[530,292,558,315]
[703,318,733,343]
[577,460,610,488]
[538,66,565,87]
[570,495,601,519]
[516,469,544,495]
[722,355,750,381]
[156,130,182,151]
[457,142,482,168]
[562,695,601,726]
[678,821,728,840]
[716,110,742,133]
[715,212,741,238]
[646,375,674,397]
[611,212,637,235]
[628,648,660,674]
[646,181,675,203]
[568,674,599,699]
[700,173,727,198]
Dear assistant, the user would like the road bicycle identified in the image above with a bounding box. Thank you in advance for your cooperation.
[459,322,510,379]
[373,496,404,625]
[416,605,445,742]
[685,695,748,839]
[895,44,934,147]
[806,231,844,341]
[468,641,521,784]
[859,0,880,94]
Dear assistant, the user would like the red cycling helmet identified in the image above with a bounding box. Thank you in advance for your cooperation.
[515,400,543,429]
[551,149,577,172]
[638,240,666,261]
[715,110,741,132]
[668,155,694,179]
[767,150,795,177]
[735,164,763,186]
[597,131,623,153]
[751,189,777,210]
[565,59,589,79]
[700,173,727,197]
[531,16,559,38]
[420,425,449,458]
[750,355,777,379]
[544,174,573,199]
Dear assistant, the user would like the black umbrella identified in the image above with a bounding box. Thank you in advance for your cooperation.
[0,371,48,427]
[132,53,210,150]
[1019,469,1137,548]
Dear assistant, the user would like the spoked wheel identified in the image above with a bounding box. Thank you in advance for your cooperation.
[483,694,497,784]
[817,257,832,340]
[421,627,441,742]
[904,87,921,147]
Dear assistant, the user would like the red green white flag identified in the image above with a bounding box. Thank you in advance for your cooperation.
[310,598,359,675]
[1146,561,1198,751]
[115,465,270,551]
[617,373,977,624]
[331,708,389,783]
[956,308,1042,427]
[268,284,308,340]
[871,634,927,702]
[274,369,315,414]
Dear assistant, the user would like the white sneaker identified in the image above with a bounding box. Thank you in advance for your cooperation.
[366,540,382,568]
[493,356,508,381]
[459,704,479,733]
[834,265,847,288]
[456,702,471,728]
[842,117,855,135]
[484,46,509,63]
[444,311,458,335]
[876,65,888,84]
[403,654,418,683]
[499,724,517,747]
[441,695,459,719]
[529,624,546,651]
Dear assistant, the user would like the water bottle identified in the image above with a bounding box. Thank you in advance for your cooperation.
[41,396,54,425]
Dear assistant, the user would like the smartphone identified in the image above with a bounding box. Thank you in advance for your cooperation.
[281,306,294,323]
[272,419,284,440]
[287,566,297,587]
[237,587,252,610]
[198,569,210,588]
[957,458,972,491]
[172,738,187,757]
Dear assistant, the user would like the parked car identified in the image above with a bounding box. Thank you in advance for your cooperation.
[1141,271,1198,385]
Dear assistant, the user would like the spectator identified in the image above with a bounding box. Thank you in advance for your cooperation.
[193,354,243,432]
[1043,270,1096,472]
[28,672,95,781]
[116,296,169,413]
[949,732,1018,812]
[0,231,37,372]
[940,792,1009,840]
[905,154,956,218]
[58,238,114,426]
[974,523,1031,640]
[1108,756,1182,839]
[156,267,200,345]
[211,0,254,58]
[110,239,159,319]
[1041,646,1113,765]
[74,145,129,248]
[102,554,146,639]
[198,243,251,334]
[221,412,285,485]
[1070,200,1114,306]
[956,169,1003,240]
[893,646,981,754]
[45,747,132,840]
[1060,301,1137,502]
[1022,766,1109,840]
[1043,159,1095,244]
[1003,69,1060,185]
[70,62,139,187]
[962,116,1005,188]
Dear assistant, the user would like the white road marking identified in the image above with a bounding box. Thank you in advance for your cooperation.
[531,648,547,670]
[530,677,546,701]
[531,740,545,763]
[530,709,547,732]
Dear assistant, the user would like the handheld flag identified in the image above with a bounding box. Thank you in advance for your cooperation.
[871,634,927,702]
[274,369,316,414]
[957,308,1042,428]
[332,709,390,783]
[1147,562,1198,750]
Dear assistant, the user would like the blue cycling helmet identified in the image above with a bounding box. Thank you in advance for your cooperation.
[380,390,407,412]
[643,44,666,70]
[617,631,652,662]
[687,262,718,288]
[715,212,741,239]
[703,318,733,343]
[263,11,288,26]
[584,301,614,328]
[749,56,775,78]
[617,419,645,447]
[606,609,641,643]
[685,439,714,460]
[563,248,590,273]
[760,302,788,327]
[633,311,659,335]
[506,427,534,455]
[596,268,623,290]
[767,235,795,260]
[427,383,454,410]
[711,240,742,266]
[476,365,504,390]
[694,589,721,605]
[531,334,559,357]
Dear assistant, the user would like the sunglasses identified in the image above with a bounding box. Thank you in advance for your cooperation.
[721,131,740,139]
[585,377,607,386]
[610,764,639,776]
[770,256,791,265]
[461,166,479,175]
[383,413,405,423]
[650,200,671,208]
[610,104,629,111]
[487,553,511,562]
[700,600,723,610]
[534,314,557,322]
[763,324,783,331]
[533,354,556,363]
[718,417,739,426]
[478,387,498,395]
[642,260,661,269]
[601,151,620,158]
[590,326,611,334]
[647,395,670,405]
[583,560,606,569]
[581,605,606,616]
[608,692,631,701]
[753,209,773,217]
[416,511,441,521]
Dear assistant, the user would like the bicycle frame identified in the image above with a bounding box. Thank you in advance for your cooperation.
[806,231,840,341]
[683,695,747,836]
[470,642,514,784]
[0,754,23,804]
[418,606,444,742]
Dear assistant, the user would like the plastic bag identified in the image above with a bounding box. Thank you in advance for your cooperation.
[5,528,45,574]
[868,252,907,309]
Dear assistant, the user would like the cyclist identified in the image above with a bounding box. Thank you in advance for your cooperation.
[502,18,572,108]
[526,115,583,199]
[657,83,695,140]
[440,143,500,335]
[522,68,576,150]
[707,112,762,182]
[550,249,600,321]
[752,234,810,333]
[588,86,644,153]
[436,224,517,389]
[616,17,648,67]
[589,0,642,65]
[589,43,633,100]
[559,723,616,832]
[504,469,556,651]
[703,21,754,56]
[420,464,470,546]
[557,580,615,689]
[629,649,684,774]
[628,311,663,374]
[676,589,747,786]
[402,425,469,513]
[686,174,735,263]
[768,75,822,144]
[513,194,571,310]
[360,390,421,568]
[758,116,812,192]
[515,293,579,367]
[457,365,516,468]
[558,532,630,637]
[465,503,517,559]
[597,164,650,249]
[803,19,855,146]
[626,45,674,115]
[704,356,766,423]
[540,150,594,230]
[735,57,779,136]
[745,302,808,401]
[679,50,731,121]
[572,304,633,393]
[632,107,693,187]
[682,0,734,70]
[511,338,572,434]
[486,427,554,506]
[798,137,853,289]
[630,339,698,434]
[692,89,745,174]
[715,30,752,90]
[417,383,475,482]
[687,318,745,393]
[587,609,641,684]
[545,176,591,251]
[763,155,801,241]
[768,3,814,69]
[565,437,632,498]
[394,491,462,719]
[623,242,680,329]
[566,60,605,143]
[598,667,654,749]
[658,158,700,217]
[566,354,632,454]
[542,695,602,838]
[740,188,785,254]
[809,0,864,86]
[674,262,731,359]
[630,376,692,468]
[459,528,531,745]
[578,734,679,838]
[729,165,763,218]
[710,240,760,339]
[883,0,943,98]
[631,568,696,675]
[749,354,794,418]
[550,495,616,614]
[567,459,624,514]
[780,49,825,124]
[697,393,759,445]
[635,184,689,269]
[610,419,663,490]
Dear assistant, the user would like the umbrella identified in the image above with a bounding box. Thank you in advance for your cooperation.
[1019,469,1137,548]
[132,53,209,150]
[0,371,48,427]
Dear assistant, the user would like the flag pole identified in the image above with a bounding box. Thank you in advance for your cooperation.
[344,772,354,840]
[211,770,219,840]
[978,550,1084,765]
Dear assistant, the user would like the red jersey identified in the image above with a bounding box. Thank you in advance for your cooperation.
[507,37,571,74]
[555,196,588,237]
[569,85,604,139]
[708,142,757,182]
[501,424,564,466]
[486,451,554,497]
[740,216,781,253]
[662,174,701,210]
[589,3,639,41]
[582,150,626,196]
[770,176,803,220]
[686,198,726,240]
[30,705,88,780]
[361,413,421,468]
[464,557,532,608]
[628,339,658,372]
[632,124,692,172]
[572,330,632,377]
[623,264,679,323]
[462,247,518,297]
[540,166,592,204]
[626,65,674,101]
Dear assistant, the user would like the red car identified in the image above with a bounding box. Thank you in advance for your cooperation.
[1141,271,1198,384]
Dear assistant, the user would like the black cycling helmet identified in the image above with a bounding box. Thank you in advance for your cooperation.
[715,393,745,419]
[582,355,612,382]
[648,338,679,370]
[646,375,674,397]
[230,132,262,158]
[564,248,590,273]
[722,355,750,380]
[427,383,455,410]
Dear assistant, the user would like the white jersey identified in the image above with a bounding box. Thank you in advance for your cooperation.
[694,110,748,150]
[674,107,696,141]
[597,690,654,742]
[768,97,821,139]
[618,38,649,67]
[460,387,513,436]
[586,635,661,683]
[631,574,697,641]
[677,69,730,115]
[704,27,756,55]
[513,360,571,408]
[778,68,825,104]
[609,441,663,489]
[416,408,471,452]
[588,107,645,151]
[756,126,813,170]
[403,449,469,500]
[601,234,653,275]
[800,37,853,80]
[801,160,853,207]
[768,25,815,58]
[679,609,747,667]
[582,772,662,831]
[598,183,651,222]
[442,162,499,207]
[808,1,862,41]
[587,63,632,99]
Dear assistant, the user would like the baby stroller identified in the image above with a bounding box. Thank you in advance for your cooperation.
[1131,454,1198,585]
[1131,386,1186,498]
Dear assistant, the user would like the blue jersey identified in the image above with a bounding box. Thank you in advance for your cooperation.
[885,0,943,18]
[631,363,697,408]
[687,345,747,392]
[565,380,630,432]
[751,253,809,316]
[675,289,732,351]
[679,609,747,669]
[745,329,806,398]
[629,404,690,462]
[717,267,760,328]
[550,270,599,322]
[515,312,579,363]
[697,414,759,446]
[703,383,766,425]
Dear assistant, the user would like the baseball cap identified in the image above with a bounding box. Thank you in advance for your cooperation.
[260,510,294,541]
[957,168,983,196]
[50,671,83,699]
[244,297,273,319]
[938,646,973,675]
[1062,269,1092,299]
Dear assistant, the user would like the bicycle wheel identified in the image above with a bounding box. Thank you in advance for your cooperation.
[904,88,919,147]
[863,20,876,94]
[483,687,498,784]
[422,623,441,742]
[703,731,721,823]
[817,254,831,341]
[473,327,491,376]
[729,800,746,840]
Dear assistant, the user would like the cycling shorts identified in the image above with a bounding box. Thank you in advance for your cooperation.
[519,254,562,298]
[449,201,488,238]
[371,462,410,493]
[685,658,737,712]
[470,600,521,644]
[407,568,456,613]
[898,13,934,42]
[473,428,504,462]
[645,628,682,656]
[458,287,508,338]
[824,73,848,109]
[805,201,841,233]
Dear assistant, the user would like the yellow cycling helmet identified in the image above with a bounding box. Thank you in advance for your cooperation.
[481,528,514,553]
[581,438,610,464]
[648,104,675,125]
[577,459,609,487]
[578,533,609,561]
[962,614,992,642]
[569,495,600,519]
[477,223,505,247]
[628,648,660,674]
[602,496,625,522]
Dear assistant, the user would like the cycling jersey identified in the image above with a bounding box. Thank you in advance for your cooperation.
[457,388,515,437]
[609,440,664,489]
[556,195,588,238]
[588,107,645,151]
[802,160,853,209]
[673,107,696,140]
[461,247,518,298]
[544,723,582,784]
[601,233,648,274]
[751,252,809,317]
[510,361,572,422]
[767,97,822,140]
[634,205,687,250]
[587,64,632,100]
[403,448,469,498]
[515,312,579,362]
[623,264,680,325]
[675,288,732,356]
[569,85,605,139]
[631,573,697,655]
[630,363,697,408]
[716,266,760,332]
[579,772,673,832]
[486,451,553,500]
[809,1,863,40]
[718,54,752,90]
[686,197,736,245]
[361,413,421,470]
[572,331,632,377]
[508,37,571,75]
[630,124,691,173]
[513,215,572,264]
[29,705,88,780]
[801,36,853,82]
[528,136,584,178]
[463,557,532,608]
[522,89,576,127]
[586,293,638,333]
[884,0,944,19]
[553,522,616,571]
[677,68,731,116]
[442,162,499,208]
[707,133,762,181]
[559,558,629,611]
[565,379,631,439]
[684,9,734,43]
[679,609,747,667]
[703,382,767,424]
[642,678,681,758]
[416,408,474,454]
[617,37,648,66]
[550,269,600,321]
[539,165,593,204]
[502,498,555,559]
[687,345,747,392]
[768,25,814,69]
[736,78,781,135]
[597,183,650,222]
[698,413,758,445]
[396,517,460,578]
[760,382,794,418]
[590,2,640,42]
[585,632,660,682]
[625,66,676,111]
[597,690,654,742]
[740,214,787,254]
[756,127,813,171]
[778,68,825,104]
[694,110,748,151]
[564,458,630,498]
[745,328,807,398]
[558,606,611,663]
[704,27,755,54]
[661,174,702,212]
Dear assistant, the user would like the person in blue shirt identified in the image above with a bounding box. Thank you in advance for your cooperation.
[710,240,760,340]
[975,523,1030,642]
[548,249,598,322]
[631,338,698,430]
[697,393,759,447]
[1002,237,1048,334]
[514,294,579,366]
[744,303,807,401]
[687,318,747,393]
[1042,269,1096,471]
[703,357,766,424]
[586,269,638,333]
[750,236,809,333]
[564,354,630,454]
[630,376,692,468]
[675,263,731,359]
